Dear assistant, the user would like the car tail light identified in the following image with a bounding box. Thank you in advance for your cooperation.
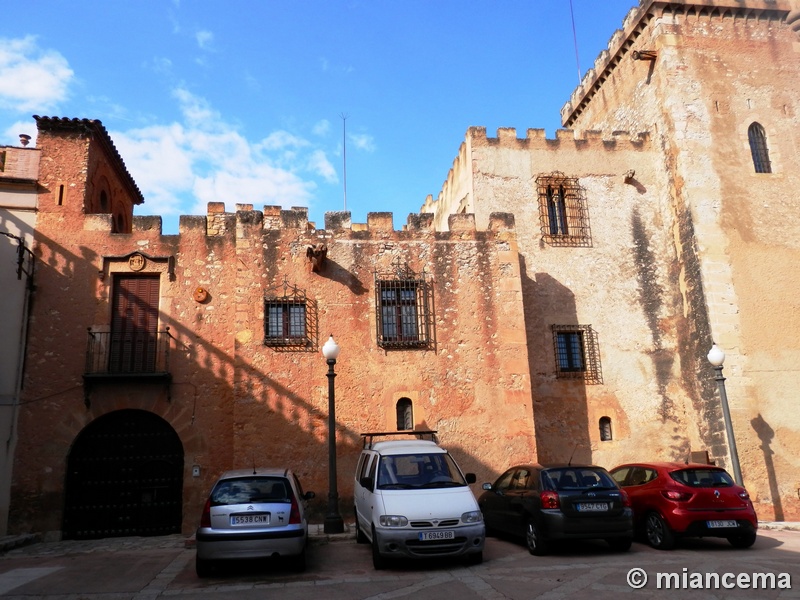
[540,490,560,509]
[738,490,750,501]
[200,498,211,528]
[661,489,692,501]
[289,493,302,524]
[620,489,631,507]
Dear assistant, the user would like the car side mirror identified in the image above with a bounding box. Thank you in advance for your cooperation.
[360,476,374,491]
[465,473,476,484]
[304,491,315,500]
[482,482,492,491]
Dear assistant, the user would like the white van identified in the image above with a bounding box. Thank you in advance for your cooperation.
[353,431,485,569]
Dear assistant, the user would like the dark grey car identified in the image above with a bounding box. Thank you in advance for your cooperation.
[478,464,634,555]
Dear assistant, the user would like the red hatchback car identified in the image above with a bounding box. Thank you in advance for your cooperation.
[610,462,757,550]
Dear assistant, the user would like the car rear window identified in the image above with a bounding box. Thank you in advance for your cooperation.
[210,477,291,505]
[669,468,733,487]
[543,468,617,491]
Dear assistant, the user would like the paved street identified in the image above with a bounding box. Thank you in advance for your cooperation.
[1,526,799,599]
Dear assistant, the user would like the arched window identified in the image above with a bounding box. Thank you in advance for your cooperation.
[599,416,613,442]
[748,122,772,173]
[396,398,413,431]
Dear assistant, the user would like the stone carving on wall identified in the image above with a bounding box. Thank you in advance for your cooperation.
[306,243,328,273]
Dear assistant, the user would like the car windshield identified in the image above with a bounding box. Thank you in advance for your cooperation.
[376,453,467,489]
[543,467,617,491]
[669,468,734,488]
[210,477,291,505]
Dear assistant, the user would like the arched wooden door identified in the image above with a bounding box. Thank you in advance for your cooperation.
[63,409,184,539]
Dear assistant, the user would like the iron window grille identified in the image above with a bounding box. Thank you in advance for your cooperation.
[375,261,434,350]
[552,324,602,384]
[536,173,591,247]
[748,122,772,174]
[264,278,318,351]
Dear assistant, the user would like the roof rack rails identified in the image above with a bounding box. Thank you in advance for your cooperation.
[360,430,438,448]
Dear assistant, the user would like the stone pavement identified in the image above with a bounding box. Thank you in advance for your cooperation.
[1,524,800,600]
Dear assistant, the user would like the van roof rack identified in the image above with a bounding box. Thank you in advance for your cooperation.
[360,430,438,448]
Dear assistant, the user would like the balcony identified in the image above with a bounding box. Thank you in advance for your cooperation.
[83,328,173,406]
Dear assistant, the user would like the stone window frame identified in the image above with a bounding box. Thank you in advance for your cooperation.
[536,172,592,247]
[551,324,602,384]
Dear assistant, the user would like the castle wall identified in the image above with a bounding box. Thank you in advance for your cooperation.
[11,177,535,537]
[564,1,800,520]
[426,127,706,475]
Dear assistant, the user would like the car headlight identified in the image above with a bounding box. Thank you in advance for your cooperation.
[379,515,409,527]
[461,510,483,524]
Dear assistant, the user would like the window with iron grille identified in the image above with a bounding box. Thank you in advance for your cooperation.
[599,416,613,441]
[552,324,602,383]
[536,173,591,247]
[264,279,317,350]
[375,262,434,349]
[748,122,772,174]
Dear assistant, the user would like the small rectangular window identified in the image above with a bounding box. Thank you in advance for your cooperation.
[0,151,6,172]
[263,279,316,350]
[552,324,602,384]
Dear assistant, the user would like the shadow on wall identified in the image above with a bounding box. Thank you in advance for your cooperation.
[519,260,592,465]
[751,414,784,521]
[10,222,505,535]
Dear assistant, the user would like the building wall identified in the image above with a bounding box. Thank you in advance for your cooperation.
[9,119,536,537]
[421,0,800,520]
[0,144,39,535]
[561,0,800,520]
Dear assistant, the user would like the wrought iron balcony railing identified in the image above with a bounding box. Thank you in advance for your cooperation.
[83,328,173,406]
[85,327,172,375]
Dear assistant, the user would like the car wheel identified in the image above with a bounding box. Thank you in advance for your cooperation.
[728,531,757,549]
[195,555,213,578]
[371,528,386,570]
[645,512,676,550]
[525,518,549,556]
[355,513,369,544]
[289,546,307,572]
[465,550,483,565]
[607,537,633,552]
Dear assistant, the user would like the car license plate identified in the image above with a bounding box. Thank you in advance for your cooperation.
[231,514,270,525]
[576,502,608,512]
[419,530,455,541]
[707,520,737,528]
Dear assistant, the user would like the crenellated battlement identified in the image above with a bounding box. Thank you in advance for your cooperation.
[560,0,794,127]
[83,203,515,238]
[467,126,650,149]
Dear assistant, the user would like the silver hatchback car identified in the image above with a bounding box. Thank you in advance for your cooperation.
[195,468,315,576]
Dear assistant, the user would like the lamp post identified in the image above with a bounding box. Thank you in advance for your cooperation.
[322,335,345,534]
[707,344,743,486]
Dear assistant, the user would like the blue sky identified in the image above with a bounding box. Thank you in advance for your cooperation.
[2,1,635,234]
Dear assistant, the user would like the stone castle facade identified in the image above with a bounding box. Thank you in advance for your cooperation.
[2,0,799,538]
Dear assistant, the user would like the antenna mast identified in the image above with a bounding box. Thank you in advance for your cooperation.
[569,0,581,84]
[340,113,348,212]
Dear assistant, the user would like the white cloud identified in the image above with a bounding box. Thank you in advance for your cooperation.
[113,90,335,222]
[195,30,214,50]
[349,132,376,152]
[0,36,73,113]
[307,150,338,183]
[312,119,330,137]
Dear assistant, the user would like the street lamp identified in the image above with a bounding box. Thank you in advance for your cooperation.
[322,335,345,534]
[707,344,743,485]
